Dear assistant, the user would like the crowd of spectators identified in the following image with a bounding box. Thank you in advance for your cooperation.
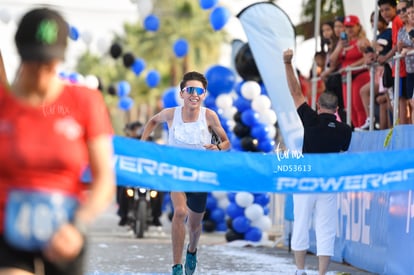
[299,0,414,131]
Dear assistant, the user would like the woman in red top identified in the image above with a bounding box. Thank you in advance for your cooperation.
[0,7,115,275]
[330,15,371,128]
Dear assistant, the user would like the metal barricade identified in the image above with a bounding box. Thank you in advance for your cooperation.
[310,52,405,129]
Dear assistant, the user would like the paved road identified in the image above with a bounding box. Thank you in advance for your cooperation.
[84,204,376,275]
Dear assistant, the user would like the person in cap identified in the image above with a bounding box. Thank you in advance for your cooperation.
[283,49,352,275]
[330,14,372,129]
[0,7,115,275]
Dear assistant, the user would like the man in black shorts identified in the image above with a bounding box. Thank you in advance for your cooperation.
[140,71,230,275]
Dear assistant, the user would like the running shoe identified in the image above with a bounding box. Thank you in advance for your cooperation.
[184,247,197,275]
[172,264,183,275]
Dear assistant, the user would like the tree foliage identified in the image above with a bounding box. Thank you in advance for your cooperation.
[76,0,228,106]
[296,0,344,39]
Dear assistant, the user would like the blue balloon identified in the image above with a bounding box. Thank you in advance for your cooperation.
[244,227,262,242]
[205,65,236,97]
[203,95,217,108]
[162,87,178,108]
[173,39,189,58]
[210,6,231,31]
[146,70,161,88]
[232,216,250,233]
[69,25,79,41]
[200,0,218,9]
[227,192,236,202]
[210,208,226,223]
[251,124,269,140]
[241,109,259,127]
[132,58,146,76]
[254,193,270,206]
[234,80,245,96]
[263,206,270,215]
[117,81,131,97]
[206,196,217,210]
[68,72,81,83]
[260,82,268,95]
[118,96,134,111]
[226,202,244,219]
[215,221,227,232]
[230,135,242,151]
[257,138,275,153]
[144,14,160,32]
[233,96,251,113]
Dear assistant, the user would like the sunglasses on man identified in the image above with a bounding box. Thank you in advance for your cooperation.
[182,86,206,95]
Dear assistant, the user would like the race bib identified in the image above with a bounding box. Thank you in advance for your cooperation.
[4,189,78,251]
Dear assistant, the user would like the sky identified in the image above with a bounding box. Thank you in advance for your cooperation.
[0,0,305,81]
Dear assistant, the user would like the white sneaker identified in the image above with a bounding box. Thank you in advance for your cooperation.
[355,118,373,131]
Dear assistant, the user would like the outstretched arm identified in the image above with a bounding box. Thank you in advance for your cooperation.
[140,108,173,141]
[283,49,306,108]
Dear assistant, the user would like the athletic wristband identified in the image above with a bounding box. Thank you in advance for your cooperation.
[216,143,222,151]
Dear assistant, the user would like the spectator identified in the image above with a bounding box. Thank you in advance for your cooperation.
[333,16,346,39]
[397,0,413,124]
[377,0,408,125]
[359,11,393,130]
[320,20,346,122]
[283,49,352,275]
[308,51,326,107]
[0,7,115,275]
[330,14,371,129]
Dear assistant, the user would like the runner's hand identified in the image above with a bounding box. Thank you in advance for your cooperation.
[43,223,84,263]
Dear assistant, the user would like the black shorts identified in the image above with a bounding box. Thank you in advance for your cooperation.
[0,235,85,275]
[185,192,208,213]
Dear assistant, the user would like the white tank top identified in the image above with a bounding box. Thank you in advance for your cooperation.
[168,106,212,150]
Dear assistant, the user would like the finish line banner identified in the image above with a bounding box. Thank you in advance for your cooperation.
[93,135,414,193]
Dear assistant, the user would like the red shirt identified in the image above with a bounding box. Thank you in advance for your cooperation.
[392,15,406,77]
[0,84,113,233]
[340,39,366,76]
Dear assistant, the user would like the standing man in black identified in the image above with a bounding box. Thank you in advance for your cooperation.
[283,49,352,275]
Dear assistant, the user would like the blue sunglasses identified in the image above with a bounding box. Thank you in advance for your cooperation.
[182,86,206,95]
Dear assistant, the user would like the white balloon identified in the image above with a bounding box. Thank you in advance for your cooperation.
[251,215,272,231]
[96,37,110,54]
[241,81,261,100]
[222,106,237,120]
[75,74,85,85]
[84,75,99,89]
[258,109,277,125]
[251,95,271,111]
[215,94,233,109]
[260,231,269,243]
[0,9,11,24]
[235,192,254,208]
[244,204,264,221]
[226,119,236,131]
[212,191,227,200]
[267,126,277,139]
[217,197,230,210]
[137,0,154,19]
[174,87,184,106]
[81,31,93,45]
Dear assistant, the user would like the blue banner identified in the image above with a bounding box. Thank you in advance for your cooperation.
[83,126,414,194]
[304,125,414,274]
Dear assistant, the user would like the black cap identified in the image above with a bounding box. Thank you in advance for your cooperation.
[15,7,68,62]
